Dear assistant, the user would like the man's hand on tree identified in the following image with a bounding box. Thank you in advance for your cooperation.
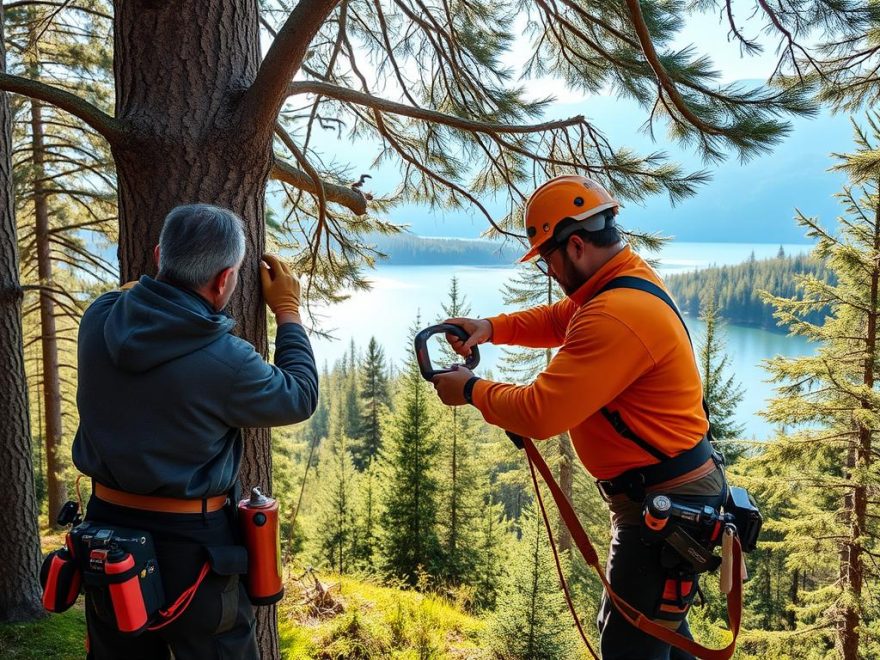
[261,253,301,324]
[432,365,474,406]
[443,317,492,358]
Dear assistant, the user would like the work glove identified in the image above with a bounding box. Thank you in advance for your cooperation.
[260,254,301,317]
[119,280,139,290]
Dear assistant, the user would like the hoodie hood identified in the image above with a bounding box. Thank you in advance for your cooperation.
[103,276,235,372]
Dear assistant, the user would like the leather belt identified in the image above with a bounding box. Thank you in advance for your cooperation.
[595,436,721,501]
[94,482,227,514]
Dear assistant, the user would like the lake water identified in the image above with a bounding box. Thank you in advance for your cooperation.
[306,242,815,440]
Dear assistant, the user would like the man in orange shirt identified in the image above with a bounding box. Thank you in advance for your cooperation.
[432,175,727,659]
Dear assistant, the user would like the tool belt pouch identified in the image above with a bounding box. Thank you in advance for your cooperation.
[640,494,724,574]
[654,570,698,622]
[71,521,165,636]
[40,539,82,613]
[725,486,762,553]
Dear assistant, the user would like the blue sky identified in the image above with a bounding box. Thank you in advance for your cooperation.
[280,8,856,243]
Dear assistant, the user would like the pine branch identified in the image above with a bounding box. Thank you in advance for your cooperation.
[270,156,367,216]
[0,72,122,143]
[2,1,112,21]
[240,0,342,135]
[288,81,586,135]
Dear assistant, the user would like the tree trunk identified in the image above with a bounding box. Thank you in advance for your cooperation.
[786,568,798,630]
[112,2,277,656]
[31,99,67,527]
[838,195,880,659]
[556,433,573,553]
[0,5,45,623]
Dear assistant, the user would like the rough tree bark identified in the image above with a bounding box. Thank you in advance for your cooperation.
[106,1,341,654]
[838,187,879,659]
[31,99,67,528]
[110,2,279,655]
[0,4,45,623]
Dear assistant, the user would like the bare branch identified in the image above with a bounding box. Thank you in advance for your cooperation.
[0,72,123,143]
[2,0,111,20]
[288,80,586,135]
[274,123,328,284]
[270,157,367,216]
[241,0,342,134]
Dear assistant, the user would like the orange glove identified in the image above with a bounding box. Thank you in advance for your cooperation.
[120,280,139,291]
[260,254,301,317]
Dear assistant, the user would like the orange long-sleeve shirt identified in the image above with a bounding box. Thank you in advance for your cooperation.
[471,245,708,480]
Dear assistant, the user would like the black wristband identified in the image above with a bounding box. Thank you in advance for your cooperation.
[463,376,481,405]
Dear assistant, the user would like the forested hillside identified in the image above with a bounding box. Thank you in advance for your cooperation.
[665,251,833,329]
[369,233,518,266]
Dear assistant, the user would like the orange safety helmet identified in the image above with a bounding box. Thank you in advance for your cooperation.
[520,175,620,262]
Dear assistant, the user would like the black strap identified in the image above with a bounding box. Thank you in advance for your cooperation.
[596,436,716,500]
[596,276,692,342]
[591,276,714,457]
[600,408,669,461]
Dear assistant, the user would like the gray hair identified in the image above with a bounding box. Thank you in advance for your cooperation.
[157,204,246,289]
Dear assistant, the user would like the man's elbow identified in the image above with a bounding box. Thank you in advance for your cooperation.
[289,377,319,422]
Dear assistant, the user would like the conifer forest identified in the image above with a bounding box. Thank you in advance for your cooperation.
[2,1,880,659]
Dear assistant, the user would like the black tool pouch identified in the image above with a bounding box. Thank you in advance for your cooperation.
[40,541,82,613]
[71,521,165,635]
[725,486,762,553]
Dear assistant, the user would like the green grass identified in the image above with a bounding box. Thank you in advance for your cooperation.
[0,571,487,659]
[0,606,86,660]
[278,572,488,659]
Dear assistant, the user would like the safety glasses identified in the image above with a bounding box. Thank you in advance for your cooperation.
[534,243,560,276]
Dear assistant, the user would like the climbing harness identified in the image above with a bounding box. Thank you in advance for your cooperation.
[418,275,762,659]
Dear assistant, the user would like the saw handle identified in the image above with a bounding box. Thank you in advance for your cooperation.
[414,323,480,381]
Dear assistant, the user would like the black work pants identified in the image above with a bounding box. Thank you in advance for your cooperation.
[597,489,726,660]
[83,496,258,660]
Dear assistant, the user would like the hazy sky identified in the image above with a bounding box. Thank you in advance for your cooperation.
[275,8,848,243]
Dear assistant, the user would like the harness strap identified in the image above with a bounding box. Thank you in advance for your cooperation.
[515,431,742,659]
[593,276,717,464]
[596,436,717,500]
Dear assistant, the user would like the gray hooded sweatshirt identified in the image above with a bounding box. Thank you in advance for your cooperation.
[72,276,319,498]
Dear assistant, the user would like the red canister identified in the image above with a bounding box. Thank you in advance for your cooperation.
[104,549,149,634]
[238,487,283,605]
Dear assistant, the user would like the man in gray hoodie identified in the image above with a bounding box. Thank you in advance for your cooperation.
[72,204,318,659]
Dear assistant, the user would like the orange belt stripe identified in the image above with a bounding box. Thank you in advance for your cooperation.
[94,483,227,514]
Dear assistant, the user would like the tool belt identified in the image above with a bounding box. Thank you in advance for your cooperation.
[40,482,241,633]
[94,482,228,514]
[39,522,168,634]
[595,435,720,501]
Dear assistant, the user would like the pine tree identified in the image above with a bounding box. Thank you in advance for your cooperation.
[757,115,880,658]
[433,278,483,586]
[471,479,508,611]
[352,459,380,571]
[7,2,117,526]
[379,317,442,585]
[698,294,746,459]
[341,340,361,440]
[309,431,359,574]
[486,505,578,659]
[353,337,389,470]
